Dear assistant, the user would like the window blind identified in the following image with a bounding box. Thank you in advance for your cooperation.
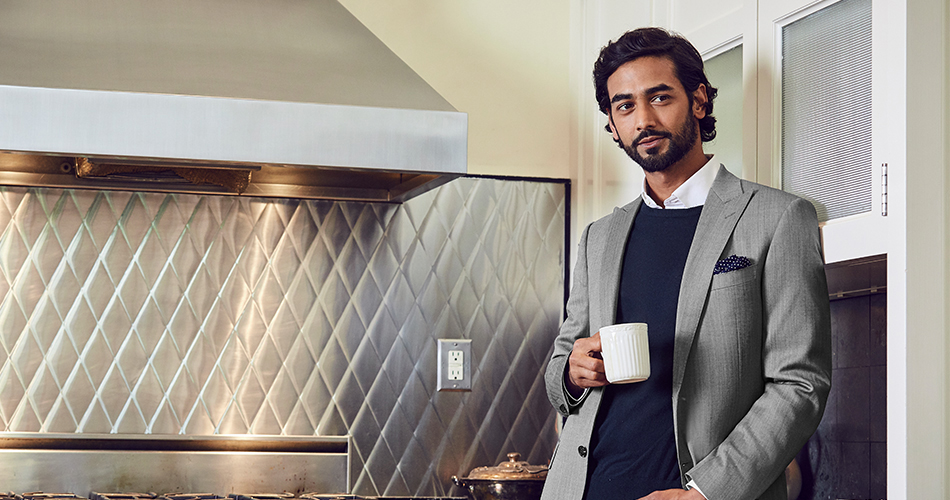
[781,0,872,222]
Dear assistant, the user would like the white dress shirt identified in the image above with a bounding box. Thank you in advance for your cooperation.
[640,155,719,209]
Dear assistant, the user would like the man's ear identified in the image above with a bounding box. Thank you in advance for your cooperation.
[607,113,620,142]
[692,83,708,120]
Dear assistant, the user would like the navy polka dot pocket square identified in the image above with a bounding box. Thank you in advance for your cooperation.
[713,255,752,275]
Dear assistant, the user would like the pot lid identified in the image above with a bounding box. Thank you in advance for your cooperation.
[464,453,548,481]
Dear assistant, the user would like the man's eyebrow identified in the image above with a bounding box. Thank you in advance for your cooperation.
[610,93,633,104]
[609,83,676,105]
[646,83,675,95]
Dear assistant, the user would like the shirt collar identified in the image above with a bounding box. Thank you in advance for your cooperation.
[641,155,719,209]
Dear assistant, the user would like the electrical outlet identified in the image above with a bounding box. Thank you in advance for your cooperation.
[437,339,472,391]
[448,350,464,380]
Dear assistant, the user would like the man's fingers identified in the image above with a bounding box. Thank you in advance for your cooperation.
[568,335,608,388]
[573,352,605,375]
[574,331,603,353]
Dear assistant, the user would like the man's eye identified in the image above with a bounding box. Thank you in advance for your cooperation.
[652,95,670,103]
[617,102,633,111]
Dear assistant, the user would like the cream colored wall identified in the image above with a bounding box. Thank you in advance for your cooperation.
[337,0,571,179]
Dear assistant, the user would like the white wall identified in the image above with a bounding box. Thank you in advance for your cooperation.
[901,0,948,495]
[337,0,571,180]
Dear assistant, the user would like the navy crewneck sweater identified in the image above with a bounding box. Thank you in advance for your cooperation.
[583,204,703,499]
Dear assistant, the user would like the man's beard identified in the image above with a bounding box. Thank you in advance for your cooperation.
[621,110,697,173]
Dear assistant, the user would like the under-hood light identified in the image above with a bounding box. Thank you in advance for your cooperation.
[76,157,258,194]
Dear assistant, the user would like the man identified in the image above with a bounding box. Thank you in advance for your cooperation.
[541,28,831,500]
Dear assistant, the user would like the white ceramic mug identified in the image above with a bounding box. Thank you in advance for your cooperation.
[599,323,650,384]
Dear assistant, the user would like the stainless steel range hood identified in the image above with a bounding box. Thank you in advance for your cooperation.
[0,0,467,202]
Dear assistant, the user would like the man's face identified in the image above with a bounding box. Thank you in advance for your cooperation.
[605,56,706,172]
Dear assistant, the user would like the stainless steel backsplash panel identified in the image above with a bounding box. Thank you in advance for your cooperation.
[0,177,565,496]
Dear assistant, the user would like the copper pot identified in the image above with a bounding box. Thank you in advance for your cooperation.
[451,452,548,500]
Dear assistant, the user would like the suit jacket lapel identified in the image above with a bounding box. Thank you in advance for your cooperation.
[601,199,640,328]
[672,166,754,394]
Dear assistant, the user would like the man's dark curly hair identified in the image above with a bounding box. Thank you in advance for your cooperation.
[593,27,718,142]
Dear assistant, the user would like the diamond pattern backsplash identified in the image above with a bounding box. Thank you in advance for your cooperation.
[0,177,565,497]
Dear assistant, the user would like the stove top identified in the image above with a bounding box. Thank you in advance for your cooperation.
[6,493,463,500]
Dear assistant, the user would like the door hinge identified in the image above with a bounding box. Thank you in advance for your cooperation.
[881,163,888,216]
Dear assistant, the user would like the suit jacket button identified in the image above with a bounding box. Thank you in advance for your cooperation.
[578,446,587,457]
[559,404,567,413]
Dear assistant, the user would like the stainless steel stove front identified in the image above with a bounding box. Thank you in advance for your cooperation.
[0,434,348,495]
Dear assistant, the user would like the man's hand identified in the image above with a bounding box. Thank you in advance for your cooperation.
[638,488,706,500]
[566,332,608,395]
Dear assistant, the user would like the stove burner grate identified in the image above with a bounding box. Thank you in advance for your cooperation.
[90,492,157,500]
[158,494,222,500]
[21,494,86,500]
[297,496,360,500]
[228,494,294,500]
[297,495,360,500]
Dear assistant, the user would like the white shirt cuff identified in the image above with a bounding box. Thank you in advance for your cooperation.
[686,479,708,499]
[562,375,588,408]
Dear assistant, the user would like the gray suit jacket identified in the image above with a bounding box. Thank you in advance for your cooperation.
[542,166,832,500]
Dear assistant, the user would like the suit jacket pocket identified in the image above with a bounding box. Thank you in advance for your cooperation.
[710,264,757,290]
[702,263,761,394]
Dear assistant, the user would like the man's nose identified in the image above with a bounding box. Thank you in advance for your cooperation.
[634,105,658,131]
